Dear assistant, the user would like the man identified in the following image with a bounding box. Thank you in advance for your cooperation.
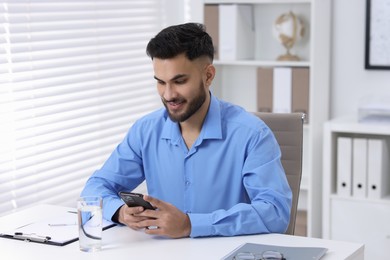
[81,23,292,238]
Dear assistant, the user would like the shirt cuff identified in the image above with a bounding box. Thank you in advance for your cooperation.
[187,213,214,237]
[103,197,125,222]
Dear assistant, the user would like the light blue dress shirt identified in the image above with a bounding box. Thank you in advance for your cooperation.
[81,94,292,237]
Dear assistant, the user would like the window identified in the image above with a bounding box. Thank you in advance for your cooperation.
[0,0,164,216]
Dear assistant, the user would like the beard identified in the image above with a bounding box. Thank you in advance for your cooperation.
[162,82,207,123]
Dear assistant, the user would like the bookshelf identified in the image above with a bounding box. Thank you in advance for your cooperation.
[323,118,390,259]
[203,0,331,237]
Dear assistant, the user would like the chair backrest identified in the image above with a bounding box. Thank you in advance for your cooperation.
[253,112,304,235]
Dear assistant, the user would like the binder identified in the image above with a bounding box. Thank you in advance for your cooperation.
[337,137,353,197]
[291,67,310,122]
[219,4,254,60]
[0,210,115,246]
[257,67,273,112]
[204,4,219,60]
[222,242,328,260]
[367,138,389,199]
[273,67,292,113]
[352,138,368,198]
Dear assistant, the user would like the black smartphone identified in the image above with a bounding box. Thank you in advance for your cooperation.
[118,191,155,210]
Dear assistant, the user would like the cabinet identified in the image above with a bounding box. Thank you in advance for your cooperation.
[323,118,390,259]
[202,0,331,237]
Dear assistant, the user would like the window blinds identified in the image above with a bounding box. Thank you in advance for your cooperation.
[0,0,163,216]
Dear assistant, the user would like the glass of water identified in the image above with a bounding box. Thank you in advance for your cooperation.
[77,196,103,252]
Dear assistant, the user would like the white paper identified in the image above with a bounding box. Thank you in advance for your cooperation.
[1,211,114,245]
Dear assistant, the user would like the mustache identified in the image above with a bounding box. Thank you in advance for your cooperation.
[161,97,185,104]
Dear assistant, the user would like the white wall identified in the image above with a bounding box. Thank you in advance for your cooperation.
[163,0,203,26]
[331,0,390,119]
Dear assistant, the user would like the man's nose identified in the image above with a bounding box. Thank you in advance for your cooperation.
[162,84,176,101]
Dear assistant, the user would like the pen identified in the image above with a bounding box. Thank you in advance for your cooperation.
[48,223,76,226]
[14,232,51,243]
[48,210,78,226]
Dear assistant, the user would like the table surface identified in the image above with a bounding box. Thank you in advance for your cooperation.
[0,205,364,260]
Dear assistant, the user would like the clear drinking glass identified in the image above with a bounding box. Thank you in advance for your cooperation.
[77,196,103,252]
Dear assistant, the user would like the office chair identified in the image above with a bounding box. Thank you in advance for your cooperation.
[253,112,304,235]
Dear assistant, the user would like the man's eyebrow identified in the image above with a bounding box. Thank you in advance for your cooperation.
[154,74,187,82]
[170,74,187,81]
[154,75,162,81]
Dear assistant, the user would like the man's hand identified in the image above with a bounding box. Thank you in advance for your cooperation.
[117,203,151,230]
[118,195,191,238]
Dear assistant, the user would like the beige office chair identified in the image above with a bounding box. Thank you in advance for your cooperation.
[253,112,304,235]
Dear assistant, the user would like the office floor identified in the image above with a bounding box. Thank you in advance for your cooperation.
[294,210,307,236]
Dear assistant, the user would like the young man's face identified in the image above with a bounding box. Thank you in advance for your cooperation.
[152,54,211,123]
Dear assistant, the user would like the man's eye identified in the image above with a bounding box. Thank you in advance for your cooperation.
[175,79,187,84]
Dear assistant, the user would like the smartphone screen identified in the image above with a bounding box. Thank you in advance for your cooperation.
[119,192,155,210]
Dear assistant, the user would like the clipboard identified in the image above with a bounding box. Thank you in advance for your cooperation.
[0,210,116,246]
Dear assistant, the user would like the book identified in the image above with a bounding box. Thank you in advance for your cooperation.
[337,136,353,197]
[367,138,389,199]
[219,4,254,60]
[257,67,273,112]
[273,67,292,113]
[204,4,219,60]
[292,67,310,122]
[222,242,328,260]
[352,138,368,198]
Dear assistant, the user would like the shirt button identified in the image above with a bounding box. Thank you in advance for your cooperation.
[185,181,190,186]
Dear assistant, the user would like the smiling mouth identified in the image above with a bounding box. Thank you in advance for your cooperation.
[164,98,185,110]
[167,102,185,113]
[168,101,183,107]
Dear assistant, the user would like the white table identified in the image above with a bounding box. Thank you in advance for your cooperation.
[0,205,364,260]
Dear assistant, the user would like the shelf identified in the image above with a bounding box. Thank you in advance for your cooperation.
[323,118,390,259]
[204,0,331,238]
[205,2,311,61]
[329,198,390,259]
[326,117,390,135]
[214,60,311,67]
[329,194,390,205]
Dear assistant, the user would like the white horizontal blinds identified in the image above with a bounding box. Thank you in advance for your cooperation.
[0,0,163,216]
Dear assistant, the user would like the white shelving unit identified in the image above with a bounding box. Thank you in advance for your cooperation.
[322,117,390,259]
[203,0,331,237]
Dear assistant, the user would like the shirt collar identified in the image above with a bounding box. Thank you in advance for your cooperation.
[161,93,223,144]
[201,93,223,140]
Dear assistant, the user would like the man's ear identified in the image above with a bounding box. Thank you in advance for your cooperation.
[205,64,216,87]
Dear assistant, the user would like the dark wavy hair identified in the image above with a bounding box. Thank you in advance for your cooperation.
[146,23,214,61]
